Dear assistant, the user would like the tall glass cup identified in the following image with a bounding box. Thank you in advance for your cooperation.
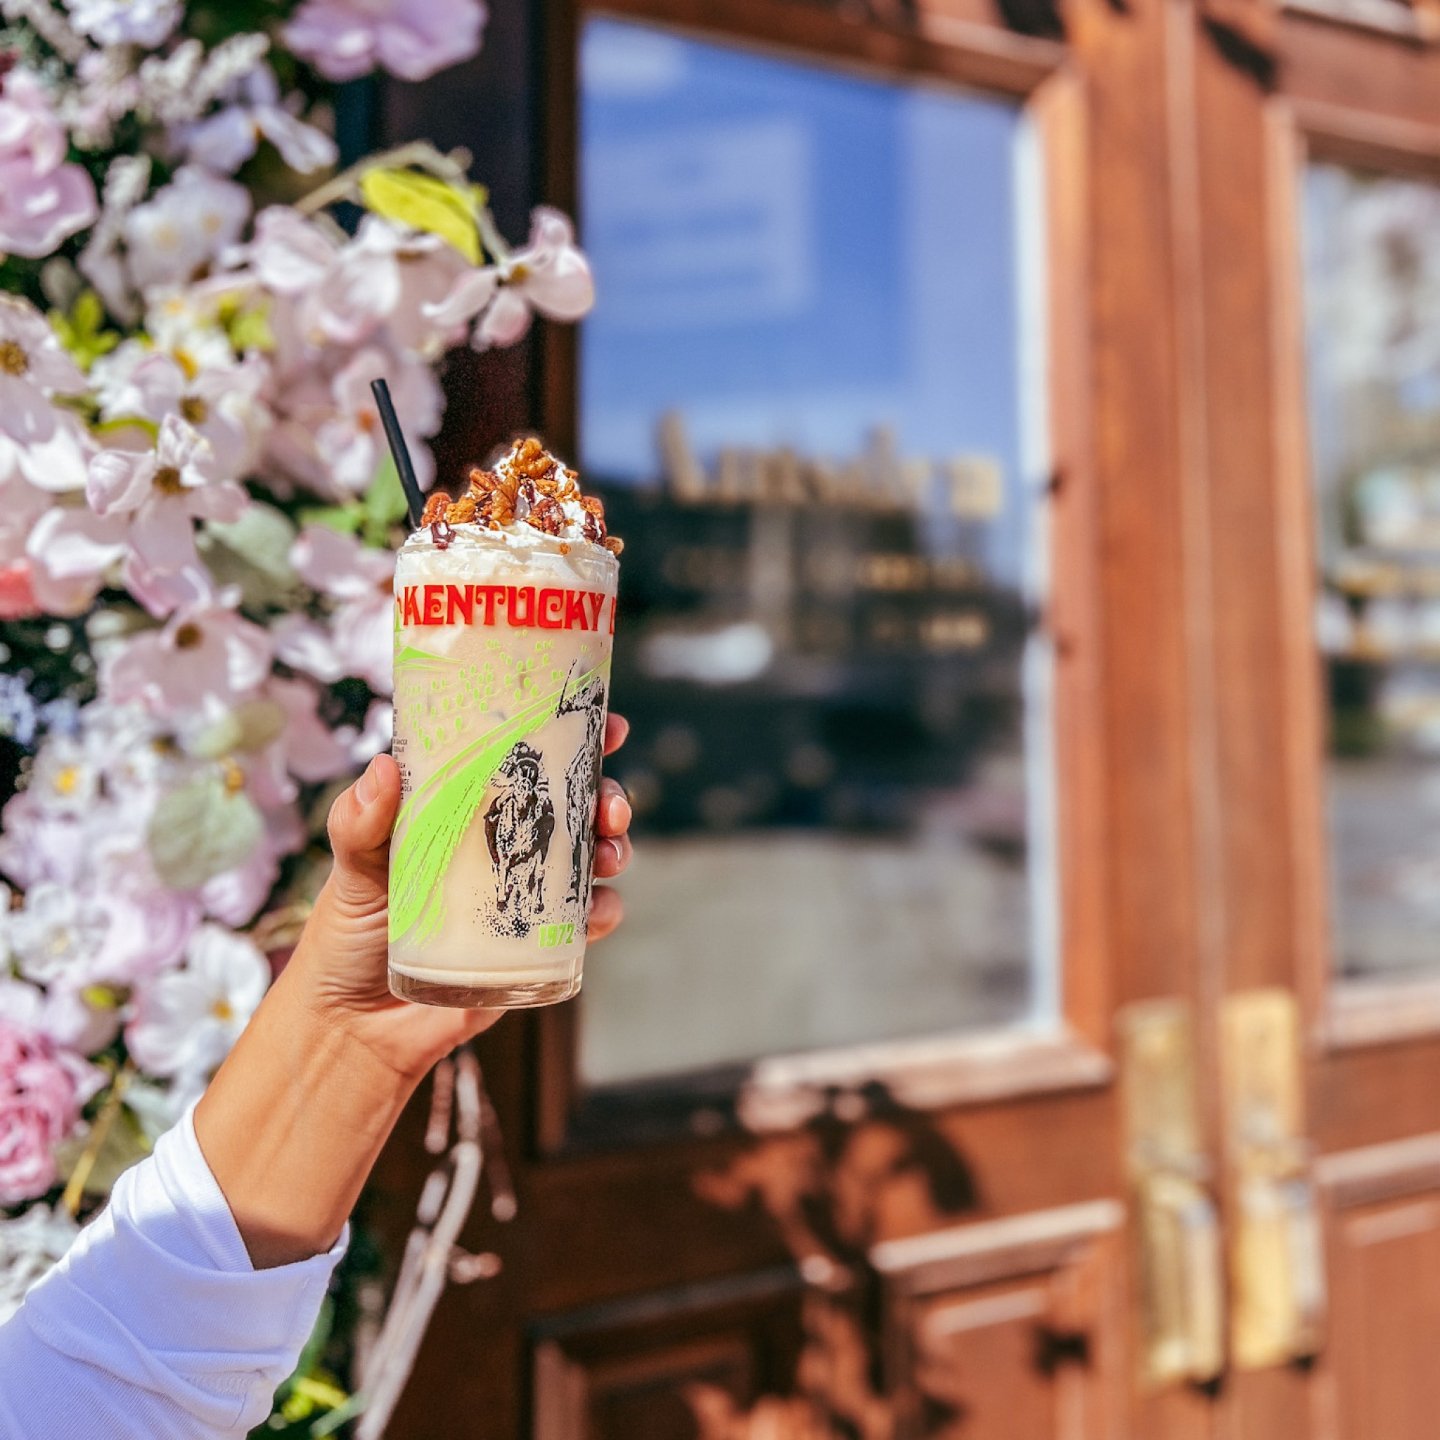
[388,526,618,1008]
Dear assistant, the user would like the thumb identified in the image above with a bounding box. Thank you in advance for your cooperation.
[324,753,401,914]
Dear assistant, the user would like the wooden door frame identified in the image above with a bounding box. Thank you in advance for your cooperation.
[529,0,1121,1158]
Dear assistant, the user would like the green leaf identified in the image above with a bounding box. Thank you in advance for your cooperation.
[74,289,104,335]
[309,1395,367,1436]
[93,414,160,442]
[292,1299,334,1382]
[80,984,125,1011]
[53,1108,150,1200]
[188,698,286,760]
[227,299,275,353]
[297,503,364,536]
[49,288,121,370]
[204,503,299,606]
[147,771,265,890]
[359,168,482,264]
[361,452,409,545]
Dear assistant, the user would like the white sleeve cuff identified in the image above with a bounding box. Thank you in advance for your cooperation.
[16,1105,347,1435]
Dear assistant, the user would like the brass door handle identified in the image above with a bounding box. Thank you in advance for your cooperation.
[1121,1000,1227,1388]
[1224,991,1327,1369]
[1136,1169,1225,1385]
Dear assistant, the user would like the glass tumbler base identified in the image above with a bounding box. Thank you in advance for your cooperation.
[388,969,582,1010]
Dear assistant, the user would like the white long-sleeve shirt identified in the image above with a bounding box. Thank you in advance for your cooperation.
[0,1108,345,1438]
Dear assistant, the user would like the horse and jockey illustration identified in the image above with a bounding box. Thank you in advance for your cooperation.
[483,742,556,927]
[479,663,609,934]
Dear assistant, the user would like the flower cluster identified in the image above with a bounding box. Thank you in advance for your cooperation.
[0,0,592,1408]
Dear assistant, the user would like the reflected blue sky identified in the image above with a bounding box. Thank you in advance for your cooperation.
[578,18,1038,586]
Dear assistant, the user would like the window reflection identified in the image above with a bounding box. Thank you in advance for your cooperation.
[577,20,1054,1084]
[1304,164,1440,981]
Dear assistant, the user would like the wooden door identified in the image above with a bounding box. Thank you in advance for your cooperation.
[1189,2,1440,1438]
[363,0,1440,1435]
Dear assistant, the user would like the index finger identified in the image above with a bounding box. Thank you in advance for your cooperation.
[603,712,630,756]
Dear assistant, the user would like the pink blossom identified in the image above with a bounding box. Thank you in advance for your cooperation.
[0,562,37,620]
[90,839,200,985]
[0,72,98,260]
[242,210,443,353]
[0,410,93,495]
[173,66,337,176]
[371,223,470,357]
[257,677,354,796]
[265,346,439,498]
[103,594,272,716]
[285,0,487,83]
[425,206,593,349]
[0,1003,100,1205]
[284,524,394,692]
[198,837,281,929]
[244,206,338,297]
[122,167,251,295]
[0,426,114,617]
[0,469,49,618]
[0,794,85,891]
[28,983,121,1064]
[121,555,213,620]
[93,344,271,479]
[342,698,393,765]
[27,507,128,617]
[88,415,248,580]
[0,296,87,444]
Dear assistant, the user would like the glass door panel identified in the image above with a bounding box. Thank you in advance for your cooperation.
[1303,162,1440,983]
[577,19,1055,1084]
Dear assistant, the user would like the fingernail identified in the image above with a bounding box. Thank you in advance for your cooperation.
[613,794,632,830]
[356,758,379,807]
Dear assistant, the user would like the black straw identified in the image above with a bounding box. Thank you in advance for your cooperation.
[370,378,426,528]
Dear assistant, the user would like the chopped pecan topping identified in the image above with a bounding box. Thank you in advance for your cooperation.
[530,495,564,535]
[418,436,621,552]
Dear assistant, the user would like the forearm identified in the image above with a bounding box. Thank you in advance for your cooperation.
[194,958,419,1270]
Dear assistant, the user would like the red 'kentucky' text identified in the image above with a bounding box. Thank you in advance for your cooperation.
[397,584,613,633]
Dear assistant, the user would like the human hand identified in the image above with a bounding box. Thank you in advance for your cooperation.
[284,714,634,1083]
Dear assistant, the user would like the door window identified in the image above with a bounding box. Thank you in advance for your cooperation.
[577,19,1055,1083]
[1303,162,1440,982]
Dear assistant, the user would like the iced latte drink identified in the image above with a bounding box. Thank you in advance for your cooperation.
[389,439,621,1009]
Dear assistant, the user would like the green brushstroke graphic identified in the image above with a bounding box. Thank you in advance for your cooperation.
[389,658,610,945]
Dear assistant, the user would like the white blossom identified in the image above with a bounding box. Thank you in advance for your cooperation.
[121,167,251,294]
[0,1206,79,1326]
[126,924,269,1080]
[62,0,182,48]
